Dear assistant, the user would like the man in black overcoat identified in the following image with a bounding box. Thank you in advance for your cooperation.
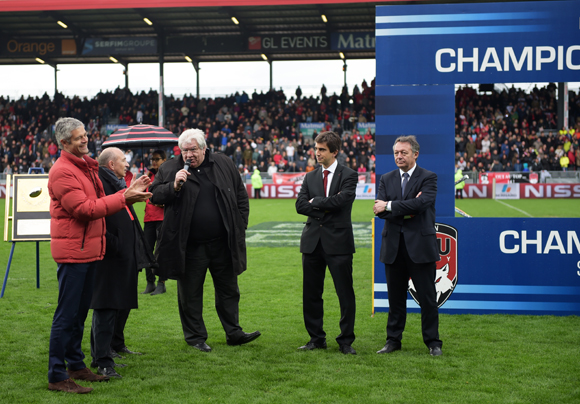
[90,147,155,378]
[150,129,260,353]
[373,135,443,356]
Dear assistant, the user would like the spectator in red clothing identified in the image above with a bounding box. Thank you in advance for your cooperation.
[142,149,168,295]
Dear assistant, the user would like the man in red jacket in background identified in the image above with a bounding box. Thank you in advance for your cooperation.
[47,117,152,394]
[141,149,168,295]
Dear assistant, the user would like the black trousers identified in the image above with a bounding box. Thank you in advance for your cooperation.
[302,240,356,346]
[111,308,131,352]
[384,234,442,349]
[90,309,117,368]
[177,238,244,345]
[90,308,131,367]
[144,221,166,283]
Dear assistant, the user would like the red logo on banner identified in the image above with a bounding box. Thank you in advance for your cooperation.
[248,36,261,50]
[408,223,458,308]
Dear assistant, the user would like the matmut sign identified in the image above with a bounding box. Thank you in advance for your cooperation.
[376,1,580,85]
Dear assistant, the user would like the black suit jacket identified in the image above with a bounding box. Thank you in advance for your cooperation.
[376,165,439,265]
[296,163,358,255]
[91,168,155,310]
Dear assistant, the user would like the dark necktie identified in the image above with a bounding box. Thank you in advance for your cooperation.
[401,172,409,197]
[323,169,330,197]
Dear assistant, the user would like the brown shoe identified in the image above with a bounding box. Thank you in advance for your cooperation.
[48,378,93,394]
[68,367,109,382]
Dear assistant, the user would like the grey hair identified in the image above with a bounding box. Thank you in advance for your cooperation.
[55,117,84,150]
[393,135,420,154]
[98,147,122,167]
[179,128,207,150]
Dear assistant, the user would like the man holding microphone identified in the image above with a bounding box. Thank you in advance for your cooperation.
[150,129,260,352]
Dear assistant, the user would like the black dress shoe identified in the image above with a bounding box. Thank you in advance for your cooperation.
[429,346,442,356]
[109,349,125,359]
[227,331,261,346]
[298,341,327,350]
[191,342,212,352]
[91,361,126,368]
[377,344,401,354]
[141,282,156,294]
[339,345,357,355]
[97,366,122,379]
[117,346,142,355]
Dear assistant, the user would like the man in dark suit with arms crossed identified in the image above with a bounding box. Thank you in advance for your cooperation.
[373,135,443,356]
[296,131,358,355]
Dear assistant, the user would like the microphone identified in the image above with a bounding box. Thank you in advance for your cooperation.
[179,159,192,186]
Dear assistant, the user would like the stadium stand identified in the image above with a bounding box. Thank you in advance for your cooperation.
[0,80,376,178]
[1,81,579,181]
[455,84,580,175]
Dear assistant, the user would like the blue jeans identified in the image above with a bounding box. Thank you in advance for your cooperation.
[48,262,96,383]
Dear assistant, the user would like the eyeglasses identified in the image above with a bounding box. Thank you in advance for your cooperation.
[151,158,162,161]
[181,147,202,154]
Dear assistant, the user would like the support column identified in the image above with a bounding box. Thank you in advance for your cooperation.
[53,64,58,96]
[123,63,129,89]
[192,60,200,99]
[557,82,568,131]
[158,35,165,127]
[269,60,273,91]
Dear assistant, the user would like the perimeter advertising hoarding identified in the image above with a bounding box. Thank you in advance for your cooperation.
[374,1,580,315]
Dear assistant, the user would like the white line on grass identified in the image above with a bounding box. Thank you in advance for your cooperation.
[494,199,534,217]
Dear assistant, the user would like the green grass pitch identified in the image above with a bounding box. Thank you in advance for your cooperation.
[0,198,579,403]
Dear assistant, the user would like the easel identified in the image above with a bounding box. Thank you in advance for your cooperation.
[2,169,50,298]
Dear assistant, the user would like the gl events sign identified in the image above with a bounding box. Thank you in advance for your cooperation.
[374,1,580,315]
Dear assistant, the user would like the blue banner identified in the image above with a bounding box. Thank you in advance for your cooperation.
[376,1,580,85]
[374,218,580,315]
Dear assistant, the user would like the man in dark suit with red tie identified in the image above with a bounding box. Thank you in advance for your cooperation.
[296,131,358,355]
[373,135,443,356]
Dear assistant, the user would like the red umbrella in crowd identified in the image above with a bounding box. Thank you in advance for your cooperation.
[102,124,179,175]
[102,124,178,149]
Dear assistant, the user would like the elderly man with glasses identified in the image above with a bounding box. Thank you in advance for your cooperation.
[150,129,260,352]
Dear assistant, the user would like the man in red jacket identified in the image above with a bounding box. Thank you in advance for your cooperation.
[47,117,152,394]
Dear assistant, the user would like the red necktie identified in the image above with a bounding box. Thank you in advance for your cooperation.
[323,170,330,197]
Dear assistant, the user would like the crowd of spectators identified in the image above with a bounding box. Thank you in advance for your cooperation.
[2,80,580,179]
[0,80,376,176]
[455,83,580,174]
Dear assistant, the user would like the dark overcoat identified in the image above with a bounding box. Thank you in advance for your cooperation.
[90,167,155,310]
[149,151,249,279]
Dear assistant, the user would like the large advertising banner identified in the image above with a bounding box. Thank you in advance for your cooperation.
[376,1,580,86]
[374,1,580,315]
[374,218,580,315]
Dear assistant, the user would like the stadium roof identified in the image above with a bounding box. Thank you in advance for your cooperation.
[0,0,415,65]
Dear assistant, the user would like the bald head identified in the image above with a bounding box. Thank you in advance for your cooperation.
[99,147,128,179]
